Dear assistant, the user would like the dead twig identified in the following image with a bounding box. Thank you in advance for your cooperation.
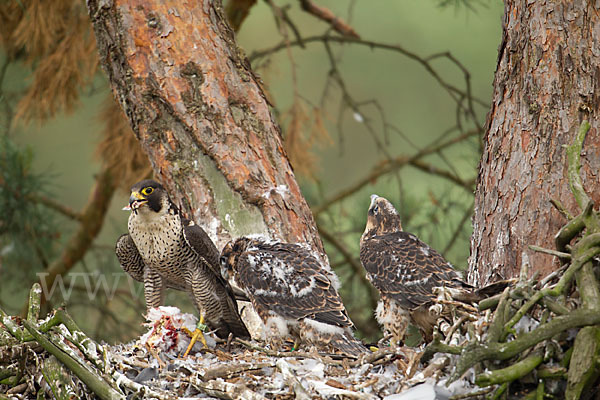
[299,0,360,38]
[34,167,116,309]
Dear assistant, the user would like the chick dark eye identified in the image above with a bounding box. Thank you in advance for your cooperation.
[141,187,154,196]
[372,205,379,214]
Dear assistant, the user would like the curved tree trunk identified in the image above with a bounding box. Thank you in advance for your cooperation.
[87,0,324,256]
[469,1,600,284]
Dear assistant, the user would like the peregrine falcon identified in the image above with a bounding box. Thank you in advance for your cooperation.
[359,195,473,345]
[221,236,366,357]
[115,180,249,355]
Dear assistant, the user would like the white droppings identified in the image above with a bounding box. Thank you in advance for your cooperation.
[514,315,540,334]
[203,217,221,244]
[225,213,235,230]
[261,185,290,200]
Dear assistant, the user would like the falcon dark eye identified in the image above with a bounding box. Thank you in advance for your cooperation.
[372,205,379,215]
[141,187,154,196]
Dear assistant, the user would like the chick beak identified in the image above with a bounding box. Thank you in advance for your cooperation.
[369,194,380,209]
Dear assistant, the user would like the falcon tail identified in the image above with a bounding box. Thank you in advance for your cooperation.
[330,333,368,358]
[212,315,250,340]
[449,278,516,304]
[213,298,251,340]
[474,279,516,298]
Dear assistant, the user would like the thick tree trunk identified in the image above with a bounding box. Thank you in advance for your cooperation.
[469,1,600,284]
[87,0,324,255]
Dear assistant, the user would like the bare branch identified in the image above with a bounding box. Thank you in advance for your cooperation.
[250,35,489,111]
[318,226,379,312]
[298,0,360,38]
[31,193,83,221]
[36,168,116,307]
[442,203,474,255]
[313,129,479,215]
[409,159,475,191]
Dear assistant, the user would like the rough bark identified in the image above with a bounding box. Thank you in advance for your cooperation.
[469,1,600,284]
[86,0,324,255]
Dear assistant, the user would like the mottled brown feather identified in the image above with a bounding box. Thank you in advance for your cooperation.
[360,195,474,343]
[360,231,468,310]
[222,237,366,356]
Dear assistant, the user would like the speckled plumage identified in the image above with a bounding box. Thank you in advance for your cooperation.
[221,237,366,357]
[360,195,471,344]
[115,180,249,340]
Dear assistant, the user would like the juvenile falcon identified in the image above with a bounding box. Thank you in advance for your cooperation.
[359,195,474,345]
[221,236,366,358]
[115,180,249,355]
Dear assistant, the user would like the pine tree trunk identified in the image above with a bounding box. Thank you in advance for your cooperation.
[469,1,600,285]
[86,0,324,255]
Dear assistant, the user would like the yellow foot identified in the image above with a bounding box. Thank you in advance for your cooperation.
[182,320,208,357]
[291,339,300,352]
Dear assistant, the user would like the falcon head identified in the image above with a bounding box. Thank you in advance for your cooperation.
[126,179,171,215]
[220,237,252,279]
[361,195,403,241]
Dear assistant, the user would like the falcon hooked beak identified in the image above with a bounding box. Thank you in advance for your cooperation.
[128,191,148,212]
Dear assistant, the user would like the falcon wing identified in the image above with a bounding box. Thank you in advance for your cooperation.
[181,221,221,277]
[236,243,353,329]
[360,231,463,309]
[181,221,245,300]
[182,223,250,339]
[115,233,187,291]
[115,233,146,282]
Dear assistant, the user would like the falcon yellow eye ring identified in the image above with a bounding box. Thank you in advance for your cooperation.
[141,187,154,196]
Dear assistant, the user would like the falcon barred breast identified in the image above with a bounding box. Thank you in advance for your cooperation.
[359,195,473,345]
[221,237,366,357]
[115,180,249,355]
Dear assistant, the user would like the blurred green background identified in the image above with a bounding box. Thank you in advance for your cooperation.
[1,0,503,343]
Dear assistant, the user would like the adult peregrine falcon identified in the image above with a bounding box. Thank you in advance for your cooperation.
[359,195,473,345]
[115,180,249,355]
[221,237,366,357]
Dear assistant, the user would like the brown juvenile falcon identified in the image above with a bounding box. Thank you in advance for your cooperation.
[221,236,366,357]
[115,180,249,356]
[359,194,475,345]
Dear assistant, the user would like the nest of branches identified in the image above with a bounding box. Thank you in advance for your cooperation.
[420,122,600,399]
[0,288,434,399]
